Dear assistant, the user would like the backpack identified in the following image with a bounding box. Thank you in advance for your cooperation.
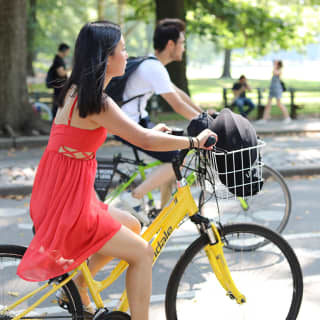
[105,56,158,105]
[45,65,56,89]
[187,109,263,197]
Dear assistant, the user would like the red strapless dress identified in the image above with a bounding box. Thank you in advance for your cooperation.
[17,97,121,281]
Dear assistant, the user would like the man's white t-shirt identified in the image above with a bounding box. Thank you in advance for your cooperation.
[121,55,175,123]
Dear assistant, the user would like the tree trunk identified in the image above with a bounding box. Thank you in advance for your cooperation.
[27,0,37,77]
[220,48,232,78]
[117,0,125,30]
[155,0,188,112]
[97,0,106,20]
[0,0,37,135]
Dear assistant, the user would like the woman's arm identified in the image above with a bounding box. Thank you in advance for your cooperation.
[89,98,217,151]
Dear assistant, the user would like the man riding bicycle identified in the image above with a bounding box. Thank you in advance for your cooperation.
[112,18,211,224]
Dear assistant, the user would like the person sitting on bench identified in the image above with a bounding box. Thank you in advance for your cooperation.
[232,75,256,118]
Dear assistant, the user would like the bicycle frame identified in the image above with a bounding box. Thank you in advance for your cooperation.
[101,151,248,213]
[103,154,198,209]
[6,181,245,320]
[104,158,162,206]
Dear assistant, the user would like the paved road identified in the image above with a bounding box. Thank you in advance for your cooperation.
[0,132,320,192]
[0,175,319,319]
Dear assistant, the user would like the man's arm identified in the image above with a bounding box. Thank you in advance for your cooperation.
[233,86,246,98]
[160,91,199,120]
[245,83,252,91]
[56,66,67,78]
[171,82,203,113]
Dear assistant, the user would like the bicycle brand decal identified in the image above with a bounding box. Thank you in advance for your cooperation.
[154,226,173,258]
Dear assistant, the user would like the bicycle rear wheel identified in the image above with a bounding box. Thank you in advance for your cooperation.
[0,245,83,320]
[165,223,303,320]
[199,164,291,235]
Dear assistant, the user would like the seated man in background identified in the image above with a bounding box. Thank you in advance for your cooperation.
[232,75,256,118]
[111,18,208,223]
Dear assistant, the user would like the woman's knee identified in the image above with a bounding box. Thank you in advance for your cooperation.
[109,206,141,234]
[145,244,154,263]
[125,213,141,234]
[130,243,154,267]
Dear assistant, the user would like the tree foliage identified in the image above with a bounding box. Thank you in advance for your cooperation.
[27,0,156,71]
[185,0,319,56]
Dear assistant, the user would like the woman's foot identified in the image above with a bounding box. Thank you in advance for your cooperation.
[255,119,267,124]
[282,117,292,124]
[56,287,96,316]
[73,280,92,308]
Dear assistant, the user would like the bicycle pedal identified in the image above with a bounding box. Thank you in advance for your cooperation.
[56,297,69,311]
[148,207,161,219]
[94,309,130,320]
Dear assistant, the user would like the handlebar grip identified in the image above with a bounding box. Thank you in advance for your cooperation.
[204,136,217,147]
[171,128,184,136]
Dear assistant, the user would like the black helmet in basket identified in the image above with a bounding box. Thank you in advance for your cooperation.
[187,109,263,197]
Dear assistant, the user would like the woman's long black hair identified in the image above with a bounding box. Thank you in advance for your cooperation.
[58,21,121,117]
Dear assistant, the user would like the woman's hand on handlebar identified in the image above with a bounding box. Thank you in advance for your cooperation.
[196,129,218,149]
[152,123,171,133]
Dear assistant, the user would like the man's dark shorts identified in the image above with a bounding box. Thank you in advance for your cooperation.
[114,116,178,163]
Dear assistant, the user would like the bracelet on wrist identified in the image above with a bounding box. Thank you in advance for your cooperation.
[195,137,200,149]
[188,136,194,149]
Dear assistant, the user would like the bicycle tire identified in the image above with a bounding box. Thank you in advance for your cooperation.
[165,223,303,320]
[199,164,291,237]
[0,245,83,320]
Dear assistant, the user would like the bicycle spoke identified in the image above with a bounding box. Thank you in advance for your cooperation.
[166,225,302,320]
[0,247,82,320]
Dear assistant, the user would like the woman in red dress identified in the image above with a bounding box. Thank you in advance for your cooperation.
[17,21,217,320]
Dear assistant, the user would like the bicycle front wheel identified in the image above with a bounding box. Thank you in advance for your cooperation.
[165,223,303,320]
[0,245,83,320]
[199,164,292,235]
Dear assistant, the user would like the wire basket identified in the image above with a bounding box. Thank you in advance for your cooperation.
[186,139,265,200]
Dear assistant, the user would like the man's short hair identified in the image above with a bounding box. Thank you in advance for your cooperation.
[239,75,246,80]
[153,18,186,52]
[58,43,70,52]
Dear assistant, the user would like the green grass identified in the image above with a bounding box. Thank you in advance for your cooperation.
[28,83,50,93]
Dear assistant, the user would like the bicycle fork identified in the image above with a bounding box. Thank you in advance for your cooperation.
[192,215,246,305]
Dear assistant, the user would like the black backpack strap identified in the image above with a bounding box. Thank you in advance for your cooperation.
[121,93,148,106]
[120,56,158,108]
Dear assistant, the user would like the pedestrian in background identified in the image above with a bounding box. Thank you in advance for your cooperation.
[259,60,291,123]
[47,43,70,119]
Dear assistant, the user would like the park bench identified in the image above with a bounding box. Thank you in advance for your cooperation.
[222,87,307,119]
[29,91,53,107]
[29,91,53,121]
[222,87,265,119]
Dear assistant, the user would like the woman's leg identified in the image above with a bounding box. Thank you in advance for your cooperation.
[97,226,154,320]
[276,98,290,118]
[263,97,273,120]
[74,207,141,306]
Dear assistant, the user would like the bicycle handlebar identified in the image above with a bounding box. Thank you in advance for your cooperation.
[172,135,216,181]
[204,135,217,147]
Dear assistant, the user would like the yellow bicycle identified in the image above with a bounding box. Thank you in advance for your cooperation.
[0,146,303,320]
